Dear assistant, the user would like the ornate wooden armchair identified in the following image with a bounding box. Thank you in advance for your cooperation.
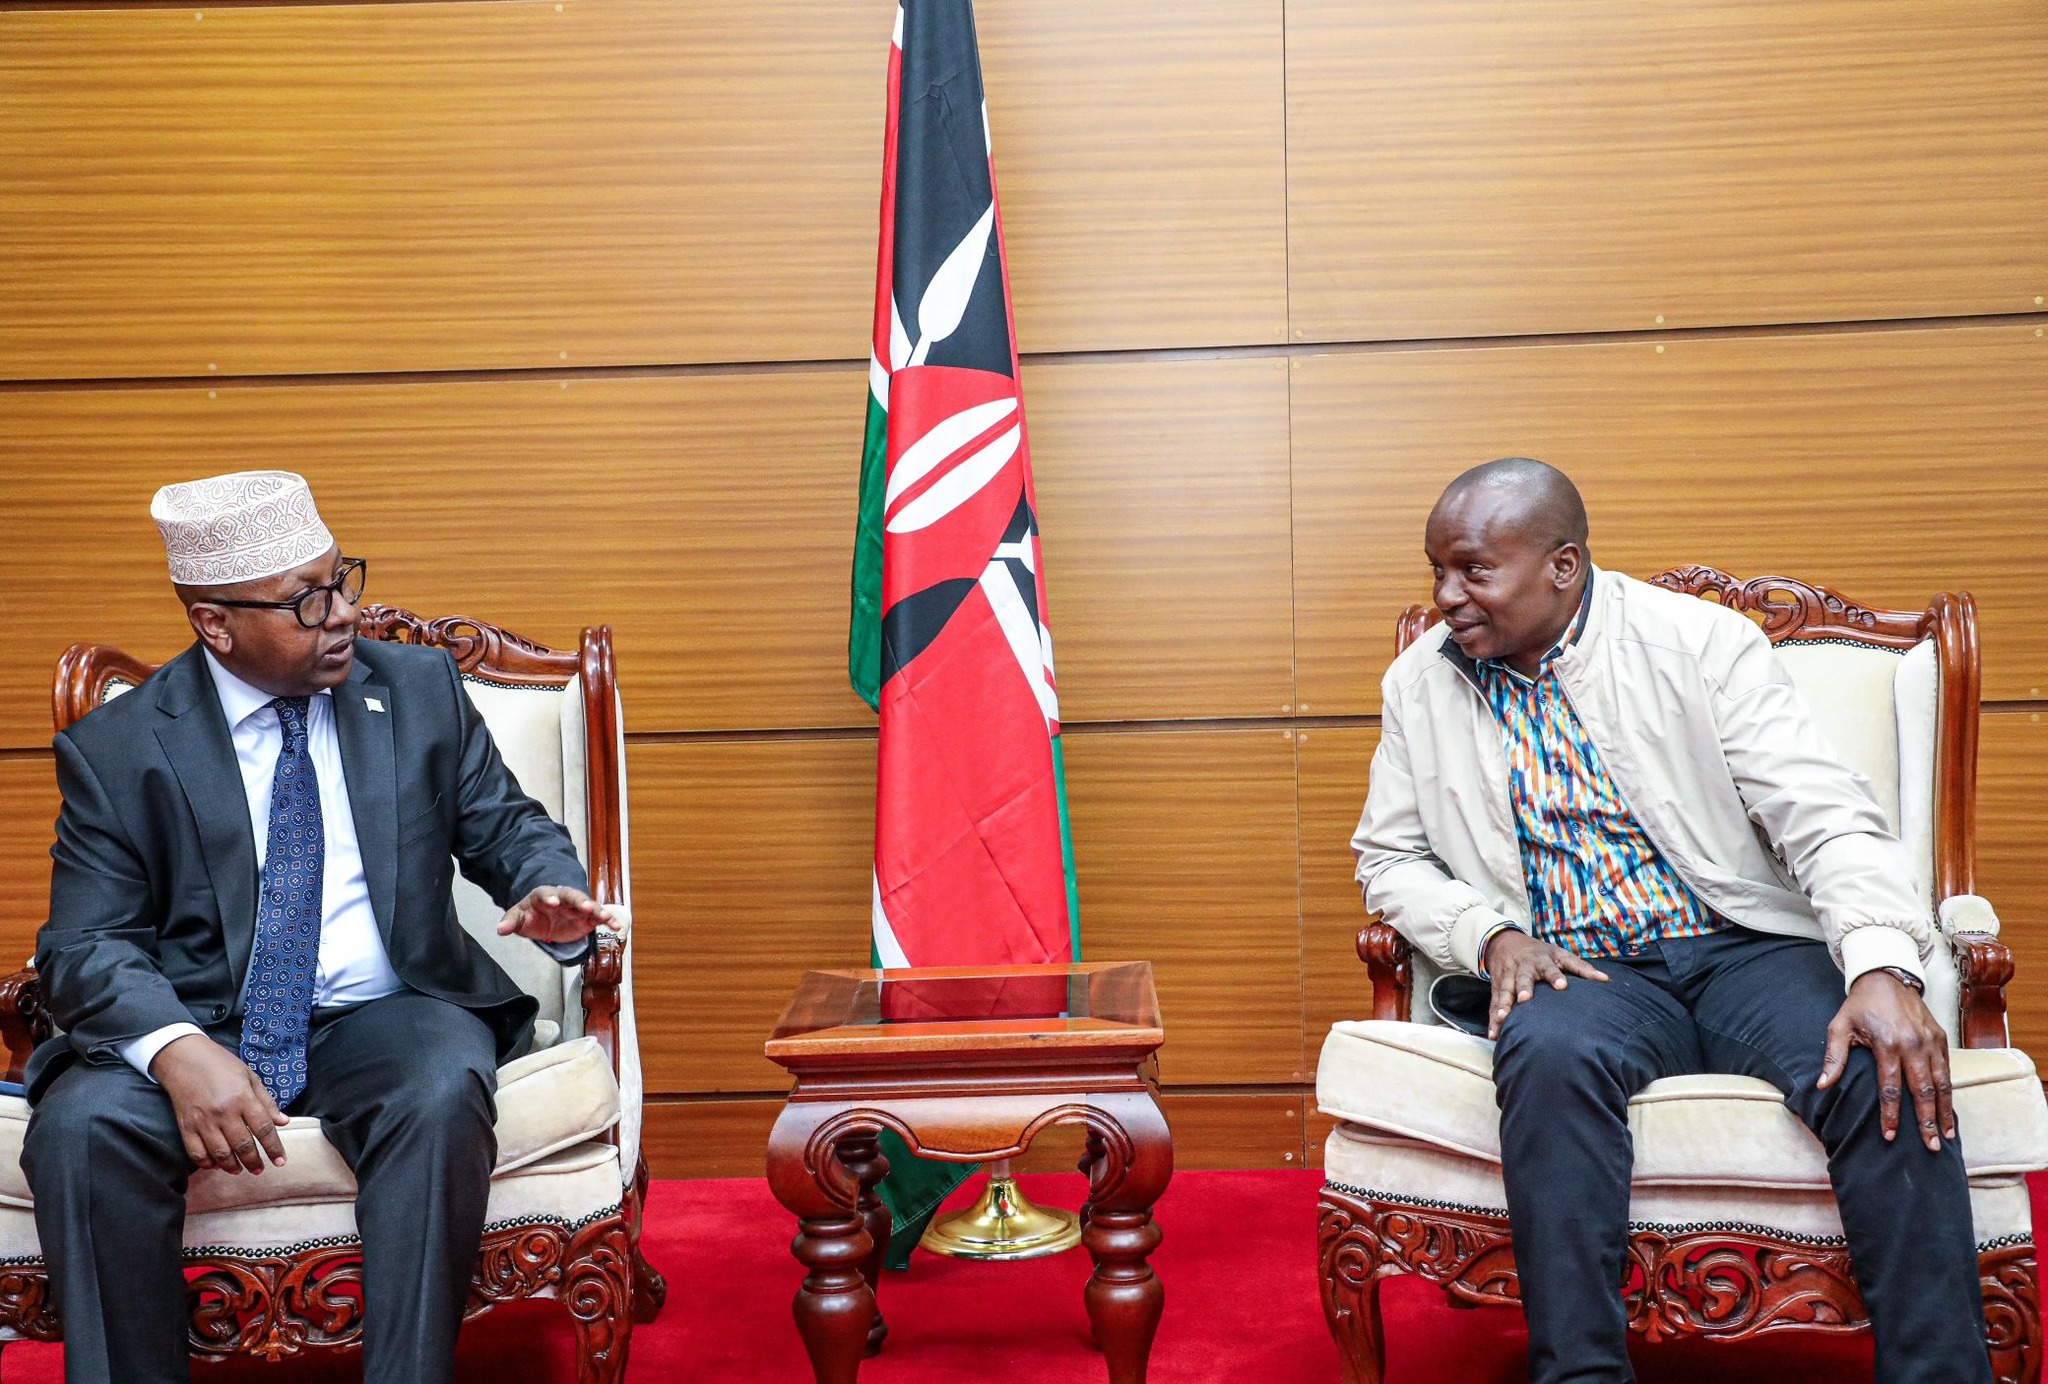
[0,606,664,1382]
[1315,569,2048,1383]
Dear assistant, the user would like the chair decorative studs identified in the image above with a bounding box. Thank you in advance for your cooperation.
[0,605,665,1383]
[1316,568,2048,1384]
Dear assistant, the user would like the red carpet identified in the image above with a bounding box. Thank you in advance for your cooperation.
[2,1168,2034,1380]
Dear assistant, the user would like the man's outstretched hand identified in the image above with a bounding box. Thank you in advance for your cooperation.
[1483,928,1609,1039]
[497,885,614,945]
[1818,969,1954,1152]
[152,1035,288,1175]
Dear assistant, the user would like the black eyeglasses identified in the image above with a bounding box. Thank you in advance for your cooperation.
[209,558,368,628]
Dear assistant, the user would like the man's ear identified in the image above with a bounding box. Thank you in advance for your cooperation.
[1551,543,1585,590]
[187,602,234,656]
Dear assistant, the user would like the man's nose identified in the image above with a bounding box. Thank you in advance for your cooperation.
[1436,576,1465,610]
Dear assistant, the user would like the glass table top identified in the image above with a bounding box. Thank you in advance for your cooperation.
[766,961,1160,1060]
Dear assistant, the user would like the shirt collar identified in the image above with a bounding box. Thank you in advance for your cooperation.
[201,649,329,730]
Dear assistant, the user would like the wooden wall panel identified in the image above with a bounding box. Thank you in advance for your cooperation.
[0,756,58,974]
[976,0,1287,353]
[0,372,871,746]
[1031,357,1294,723]
[1145,1090,1307,1172]
[629,736,875,1094]
[0,356,1291,747]
[630,726,1303,1092]
[1298,729,1378,1050]
[1977,713,2048,1058]
[642,1098,783,1181]
[1063,729,1303,1086]
[0,0,1284,381]
[1287,0,2048,343]
[1292,324,2048,715]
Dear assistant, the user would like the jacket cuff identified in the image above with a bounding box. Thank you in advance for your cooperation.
[1838,925,1925,990]
[1449,903,1513,977]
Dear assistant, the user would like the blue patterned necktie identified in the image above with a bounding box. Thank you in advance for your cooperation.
[239,696,323,1108]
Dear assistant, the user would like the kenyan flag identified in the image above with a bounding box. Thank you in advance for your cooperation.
[848,0,1081,1265]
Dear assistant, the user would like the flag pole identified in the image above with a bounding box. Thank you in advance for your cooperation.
[857,0,1085,1267]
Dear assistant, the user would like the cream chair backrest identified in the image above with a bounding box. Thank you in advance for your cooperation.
[449,674,591,1043]
[1774,638,1960,1043]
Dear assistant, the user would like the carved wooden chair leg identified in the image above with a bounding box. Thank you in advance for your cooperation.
[1980,1243,2042,1384]
[1318,1188,1389,1384]
[561,1215,637,1384]
[625,1160,668,1326]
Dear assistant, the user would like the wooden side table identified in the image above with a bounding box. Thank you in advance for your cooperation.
[763,961,1171,1384]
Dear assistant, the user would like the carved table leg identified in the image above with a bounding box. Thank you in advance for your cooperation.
[1077,1128,1107,1231]
[1080,1092,1172,1384]
[768,1104,877,1384]
[1317,1186,1388,1384]
[1980,1242,2041,1384]
[837,1131,892,1357]
[1077,1128,1109,1350]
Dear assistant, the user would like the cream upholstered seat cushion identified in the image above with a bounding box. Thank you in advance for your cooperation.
[1316,1020,2048,1189]
[1322,1123,2040,1250]
[0,1142,624,1262]
[0,1035,619,1217]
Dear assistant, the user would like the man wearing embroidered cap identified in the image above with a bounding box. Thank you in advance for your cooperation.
[25,471,612,1384]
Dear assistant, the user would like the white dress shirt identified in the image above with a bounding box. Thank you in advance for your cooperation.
[119,652,405,1077]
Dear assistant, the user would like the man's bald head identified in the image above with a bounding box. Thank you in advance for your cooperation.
[1423,458,1592,675]
[1435,457,1589,554]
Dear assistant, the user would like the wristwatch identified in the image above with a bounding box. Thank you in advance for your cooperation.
[1878,965,1925,995]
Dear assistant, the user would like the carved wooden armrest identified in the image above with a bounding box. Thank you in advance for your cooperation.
[580,929,626,1072]
[1949,931,2013,1050]
[1356,920,1415,1023]
[0,967,49,1087]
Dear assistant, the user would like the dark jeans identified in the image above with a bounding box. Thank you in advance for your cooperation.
[23,991,500,1384]
[1492,926,1990,1384]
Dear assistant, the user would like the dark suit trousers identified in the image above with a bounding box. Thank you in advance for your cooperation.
[22,991,500,1384]
[1491,926,1990,1384]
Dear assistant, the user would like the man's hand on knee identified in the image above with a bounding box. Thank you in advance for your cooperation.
[1817,971,1955,1152]
[1483,929,1609,1039]
[152,1035,289,1175]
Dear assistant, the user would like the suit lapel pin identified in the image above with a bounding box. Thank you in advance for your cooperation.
[365,697,386,713]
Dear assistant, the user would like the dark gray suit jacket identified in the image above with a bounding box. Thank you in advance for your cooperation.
[30,637,589,1101]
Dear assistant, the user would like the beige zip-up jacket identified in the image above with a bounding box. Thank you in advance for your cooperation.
[1351,567,1933,988]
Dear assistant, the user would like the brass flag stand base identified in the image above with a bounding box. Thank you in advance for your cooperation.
[919,1160,1082,1261]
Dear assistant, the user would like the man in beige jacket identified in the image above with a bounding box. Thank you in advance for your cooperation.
[1353,457,1986,1384]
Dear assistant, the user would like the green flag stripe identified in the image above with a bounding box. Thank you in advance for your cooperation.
[1051,732,1081,959]
[849,390,890,712]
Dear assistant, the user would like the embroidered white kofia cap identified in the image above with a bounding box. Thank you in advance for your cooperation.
[151,470,336,587]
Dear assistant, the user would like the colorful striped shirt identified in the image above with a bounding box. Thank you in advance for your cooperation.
[1471,591,1720,959]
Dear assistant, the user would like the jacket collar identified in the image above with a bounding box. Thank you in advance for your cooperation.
[331,648,398,941]
[152,644,260,994]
